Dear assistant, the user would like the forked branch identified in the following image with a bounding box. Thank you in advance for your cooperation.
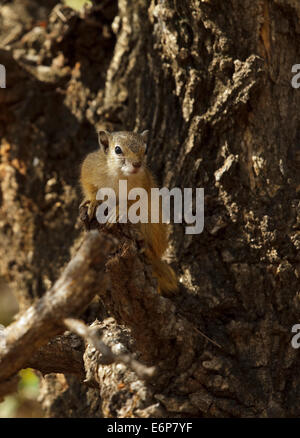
[0,231,117,396]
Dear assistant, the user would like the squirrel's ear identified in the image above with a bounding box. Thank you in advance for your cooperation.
[98,130,110,153]
[140,130,149,143]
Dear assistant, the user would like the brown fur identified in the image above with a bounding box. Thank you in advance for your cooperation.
[80,130,178,294]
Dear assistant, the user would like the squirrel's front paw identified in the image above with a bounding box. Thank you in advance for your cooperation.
[79,199,96,219]
[79,200,90,223]
[79,199,99,229]
[87,201,98,221]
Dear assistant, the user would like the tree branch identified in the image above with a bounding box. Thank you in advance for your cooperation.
[26,332,85,378]
[0,231,117,394]
[64,318,156,380]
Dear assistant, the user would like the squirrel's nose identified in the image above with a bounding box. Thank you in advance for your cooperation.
[132,161,142,168]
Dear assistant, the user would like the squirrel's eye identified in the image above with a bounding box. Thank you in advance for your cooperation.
[115,146,123,155]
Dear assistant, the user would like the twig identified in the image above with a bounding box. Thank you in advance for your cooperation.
[64,318,156,380]
[194,327,222,349]
[55,8,67,23]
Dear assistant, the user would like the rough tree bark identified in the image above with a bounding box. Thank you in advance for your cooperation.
[0,0,300,418]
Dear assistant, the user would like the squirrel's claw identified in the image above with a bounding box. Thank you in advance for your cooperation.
[79,199,99,230]
[87,201,98,221]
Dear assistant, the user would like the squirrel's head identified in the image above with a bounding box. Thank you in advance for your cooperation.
[98,130,149,176]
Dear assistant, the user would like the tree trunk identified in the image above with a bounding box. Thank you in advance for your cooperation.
[1,0,300,418]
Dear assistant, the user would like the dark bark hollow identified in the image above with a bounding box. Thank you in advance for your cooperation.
[1,0,300,418]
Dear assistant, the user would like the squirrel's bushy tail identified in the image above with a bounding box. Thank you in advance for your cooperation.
[145,249,178,294]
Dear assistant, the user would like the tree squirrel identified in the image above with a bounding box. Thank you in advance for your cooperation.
[80,130,178,294]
